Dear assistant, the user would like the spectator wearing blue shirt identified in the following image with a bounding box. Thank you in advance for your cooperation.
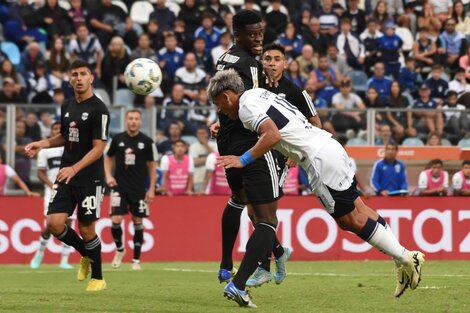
[371,142,408,196]
[378,22,403,79]
[158,33,185,80]
[278,22,304,59]
[194,12,222,53]
[407,83,444,137]
[424,64,449,104]
[367,62,392,101]
[149,0,176,31]
[438,18,467,70]
[311,54,341,105]
[399,57,418,94]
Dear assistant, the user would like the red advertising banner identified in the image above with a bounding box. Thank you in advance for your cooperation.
[1,196,469,264]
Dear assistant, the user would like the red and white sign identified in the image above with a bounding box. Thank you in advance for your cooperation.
[0,196,469,264]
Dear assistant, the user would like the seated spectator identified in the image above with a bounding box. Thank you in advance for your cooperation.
[296,44,317,78]
[194,12,222,53]
[0,154,38,196]
[342,0,366,36]
[425,65,449,104]
[159,84,194,134]
[202,0,232,30]
[27,61,54,104]
[395,15,414,57]
[157,121,182,156]
[417,2,442,39]
[37,0,73,43]
[0,59,27,100]
[24,112,42,141]
[146,19,165,53]
[47,37,69,89]
[384,80,412,142]
[452,160,470,196]
[375,124,393,145]
[317,0,339,38]
[188,87,217,128]
[448,68,470,98]
[4,0,48,47]
[311,54,341,105]
[1,120,32,187]
[160,139,194,196]
[188,126,217,192]
[331,79,366,134]
[101,36,131,96]
[193,37,214,76]
[199,151,230,195]
[51,88,65,120]
[178,0,202,36]
[158,33,185,82]
[336,18,364,70]
[266,0,288,36]
[443,90,469,141]
[68,0,87,33]
[149,0,176,31]
[371,142,408,196]
[438,18,467,71]
[453,1,470,36]
[367,62,392,101]
[412,27,437,78]
[303,17,329,55]
[278,22,304,59]
[130,33,157,62]
[417,159,449,196]
[366,0,404,18]
[88,0,138,50]
[285,60,307,89]
[360,18,383,76]
[364,86,386,128]
[211,31,232,67]
[407,83,444,138]
[429,0,453,23]
[18,42,46,84]
[369,0,394,32]
[175,52,207,102]
[304,77,335,135]
[378,22,403,79]
[38,111,54,139]
[460,45,470,80]
[0,78,27,104]
[399,57,418,94]
[426,131,442,146]
[68,24,103,78]
[326,43,350,76]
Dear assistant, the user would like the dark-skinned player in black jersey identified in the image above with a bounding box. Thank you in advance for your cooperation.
[211,10,288,308]
[25,59,110,291]
[104,109,157,271]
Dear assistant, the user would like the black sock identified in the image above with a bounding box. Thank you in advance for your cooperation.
[111,222,124,251]
[272,236,284,259]
[41,232,51,240]
[232,223,276,290]
[376,215,386,227]
[85,236,103,280]
[259,250,272,272]
[358,218,379,241]
[56,224,86,256]
[133,223,144,261]
[220,199,244,270]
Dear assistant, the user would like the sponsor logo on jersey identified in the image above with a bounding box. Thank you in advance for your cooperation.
[138,142,144,149]
[69,121,79,142]
[81,112,89,121]
[222,54,240,63]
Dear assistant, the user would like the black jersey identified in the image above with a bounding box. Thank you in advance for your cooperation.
[106,132,157,193]
[60,94,110,186]
[268,76,317,120]
[216,45,265,155]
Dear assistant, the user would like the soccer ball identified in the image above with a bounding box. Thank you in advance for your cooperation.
[124,58,162,96]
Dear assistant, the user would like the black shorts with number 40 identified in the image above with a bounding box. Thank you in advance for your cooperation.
[48,182,105,222]
[109,187,149,217]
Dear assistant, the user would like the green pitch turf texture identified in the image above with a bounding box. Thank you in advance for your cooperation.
[0,261,469,313]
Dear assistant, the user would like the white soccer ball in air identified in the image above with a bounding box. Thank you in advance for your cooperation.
[124,58,162,95]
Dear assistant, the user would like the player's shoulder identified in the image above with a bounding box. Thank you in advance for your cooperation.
[217,46,257,66]
[138,132,154,143]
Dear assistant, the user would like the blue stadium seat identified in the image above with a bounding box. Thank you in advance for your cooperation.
[347,137,367,146]
[94,88,111,107]
[441,138,452,146]
[402,137,424,146]
[115,88,135,107]
[182,135,198,145]
[109,109,123,136]
[347,70,368,93]
[0,41,21,67]
[457,138,470,148]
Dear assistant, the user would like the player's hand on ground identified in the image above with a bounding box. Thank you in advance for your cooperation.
[217,155,243,169]
[24,141,45,158]
[145,190,155,202]
[57,166,77,184]
[106,176,117,188]
[210,121,220,138]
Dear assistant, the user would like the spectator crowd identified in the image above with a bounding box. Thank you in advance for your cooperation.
[0,0,470,195]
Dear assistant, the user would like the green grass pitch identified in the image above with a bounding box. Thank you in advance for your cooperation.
[0,261,469,313]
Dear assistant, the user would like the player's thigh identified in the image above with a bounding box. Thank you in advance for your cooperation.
[48,182,78,217]
[327,178,360,219]
[110,188,130,217]
[74,184,105,224]
[128,192,149,218]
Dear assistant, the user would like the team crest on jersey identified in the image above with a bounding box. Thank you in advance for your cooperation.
[395,164,401,173]
[138,142,144,149]
[222,54,240,63]
[81,112,89,121]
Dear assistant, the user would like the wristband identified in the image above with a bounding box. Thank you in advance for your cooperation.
[239,151,254,167]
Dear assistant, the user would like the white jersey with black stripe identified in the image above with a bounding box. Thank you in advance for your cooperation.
[239,88,332,164]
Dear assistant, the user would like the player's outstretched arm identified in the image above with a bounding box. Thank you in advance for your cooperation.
[25,134,65,158]
[217,119,281,169]
[12,175,40,197]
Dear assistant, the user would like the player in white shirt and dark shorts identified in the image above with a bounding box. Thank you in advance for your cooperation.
[208,69,426,305]
[30,121,75,269]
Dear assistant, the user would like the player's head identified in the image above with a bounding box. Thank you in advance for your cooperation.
[50,121,61,137]
[232,9,263,56]
[126,109,142,134]
[207,69,244,120]
[384,142,398,161]
[172,139,188,157]
[462,160,470,177]
[69,59,93,95]
[262,43,287,81]
[429,159,443,177]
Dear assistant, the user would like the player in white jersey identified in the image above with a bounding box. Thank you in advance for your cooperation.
[208,69,426,298]
[30,122,74,269]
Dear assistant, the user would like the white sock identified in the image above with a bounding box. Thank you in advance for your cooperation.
[383,223,403,267]
[60,243,71,264]
[367,223,408,264]
[38,236,49,255]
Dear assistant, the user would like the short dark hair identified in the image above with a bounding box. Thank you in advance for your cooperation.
[51,121,61,128]
[69,59,92,72]
[263,43,285,55]
[462,160,470,167]
[233,9,262,33]
[173,139,188,147]
[429,159,443,167]
[431,64,442,71]
[126,109,142,116]
[385,142,398,150]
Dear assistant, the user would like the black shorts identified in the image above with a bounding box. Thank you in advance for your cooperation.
[48,182,105,223]
[225,150,284,205]
[109,188,149,217]
[327,178,360,218]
